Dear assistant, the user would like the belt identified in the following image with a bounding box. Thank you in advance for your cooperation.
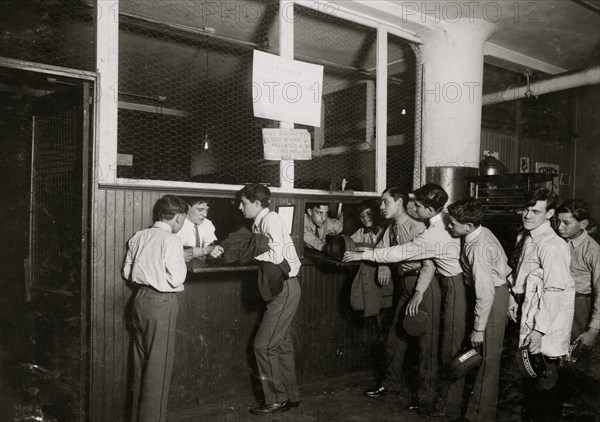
[401,269,420,277]
[576,292,592,298]
[138,284,178,294]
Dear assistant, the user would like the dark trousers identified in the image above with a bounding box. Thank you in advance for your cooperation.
[571,294,593,340]
[523,358,562,422]
[382,275,441,403]
[437,273,468,419]
[131,287,179,422]
[466,284,509,422]
[254,277,301,405]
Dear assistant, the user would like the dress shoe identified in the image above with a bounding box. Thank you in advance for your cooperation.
[416,405,446,418]
[363,386,389,398]
[405,400,423,412]
[249,400,290,415]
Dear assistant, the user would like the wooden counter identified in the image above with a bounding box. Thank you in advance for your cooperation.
[185,249,359,274]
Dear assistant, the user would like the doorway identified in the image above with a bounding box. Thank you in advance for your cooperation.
[0,65,92,422]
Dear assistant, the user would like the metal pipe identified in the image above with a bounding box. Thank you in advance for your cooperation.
[483,65,600,105]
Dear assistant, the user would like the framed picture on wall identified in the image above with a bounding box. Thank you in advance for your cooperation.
[520,157,530,173]
[560,173,572,186]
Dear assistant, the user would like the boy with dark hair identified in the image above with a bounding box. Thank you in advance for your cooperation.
[212,183,302,415]
[122,194,189,422]
[351,199,383,245]
[509,188,574,422]
[176,197,218,259]
[344,183,466,420]
[557,199,600,347]
[362,187,440,414]
[303,202,343,251]
[447,198,511,422]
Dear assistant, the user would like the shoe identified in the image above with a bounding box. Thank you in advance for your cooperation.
[363,386,388,398]
[289,401,300,408]
[249,400,291,415]
[405,400,423,412]
[416,405,446,418]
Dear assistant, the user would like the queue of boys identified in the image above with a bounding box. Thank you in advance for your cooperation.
[122,182,599,422]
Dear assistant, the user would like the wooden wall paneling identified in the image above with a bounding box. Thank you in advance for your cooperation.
[91,188,376,421]
[113,189,127,418]
[520,137,574,200]
[481,129,519,172]
[171,272,264,409]
[91,188,106,422]
[120,189,135,417]
[104,189,117,418]
[132,190,144,234]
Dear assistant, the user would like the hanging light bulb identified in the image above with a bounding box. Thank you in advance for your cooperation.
[201,41,212,156]
[524,68,534,99]
[202,133,211,154]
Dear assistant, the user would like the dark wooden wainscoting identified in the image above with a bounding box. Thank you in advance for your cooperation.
[91,187,376,421]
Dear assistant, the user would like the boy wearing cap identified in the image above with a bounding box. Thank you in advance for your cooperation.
[447,198,511,422]
[344,183,466,421]
[509,188,574,422]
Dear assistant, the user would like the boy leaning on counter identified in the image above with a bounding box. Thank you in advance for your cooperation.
[122,195,189,422]
[344,183,467,421]
[211,183,302,415]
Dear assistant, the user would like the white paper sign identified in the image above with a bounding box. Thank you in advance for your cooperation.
[262,129,312,160]
[253,50,323,127]
[535,162,560,192]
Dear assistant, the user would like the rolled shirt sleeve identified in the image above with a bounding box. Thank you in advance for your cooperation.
[534,242,572,334]
[414,258,436,293]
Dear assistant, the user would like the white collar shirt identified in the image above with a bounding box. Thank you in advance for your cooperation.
[253,208,301,277]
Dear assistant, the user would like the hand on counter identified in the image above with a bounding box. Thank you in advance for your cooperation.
[210,245,225,258]
[342,251,362,263]
[183,246,194,262]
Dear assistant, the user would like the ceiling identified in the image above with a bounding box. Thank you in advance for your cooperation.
[341,0,600,75]
[114,0,600,78]
[2,0,598,96]
[478,0,600,73]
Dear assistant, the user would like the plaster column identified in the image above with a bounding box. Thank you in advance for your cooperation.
[419,19,496,174]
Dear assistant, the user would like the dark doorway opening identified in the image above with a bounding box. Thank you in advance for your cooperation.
[0,65,92,422]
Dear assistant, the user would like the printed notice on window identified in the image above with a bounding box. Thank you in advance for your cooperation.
[262,129,312,161]
[253,50,323,127]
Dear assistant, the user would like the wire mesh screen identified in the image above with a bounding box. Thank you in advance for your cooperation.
[116,0,282,186]
[31,108,81,293]
[386,35,419,192]
[293,5,378,191]
[0,0,95,71]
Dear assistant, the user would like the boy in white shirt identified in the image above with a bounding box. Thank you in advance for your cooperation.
[176,198,217,259]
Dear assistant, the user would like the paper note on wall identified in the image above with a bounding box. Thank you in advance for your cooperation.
[535,162,560,192]
[262,128,312,160]
[253,50,323,127]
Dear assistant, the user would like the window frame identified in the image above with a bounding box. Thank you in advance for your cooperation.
[96,0,422,196]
